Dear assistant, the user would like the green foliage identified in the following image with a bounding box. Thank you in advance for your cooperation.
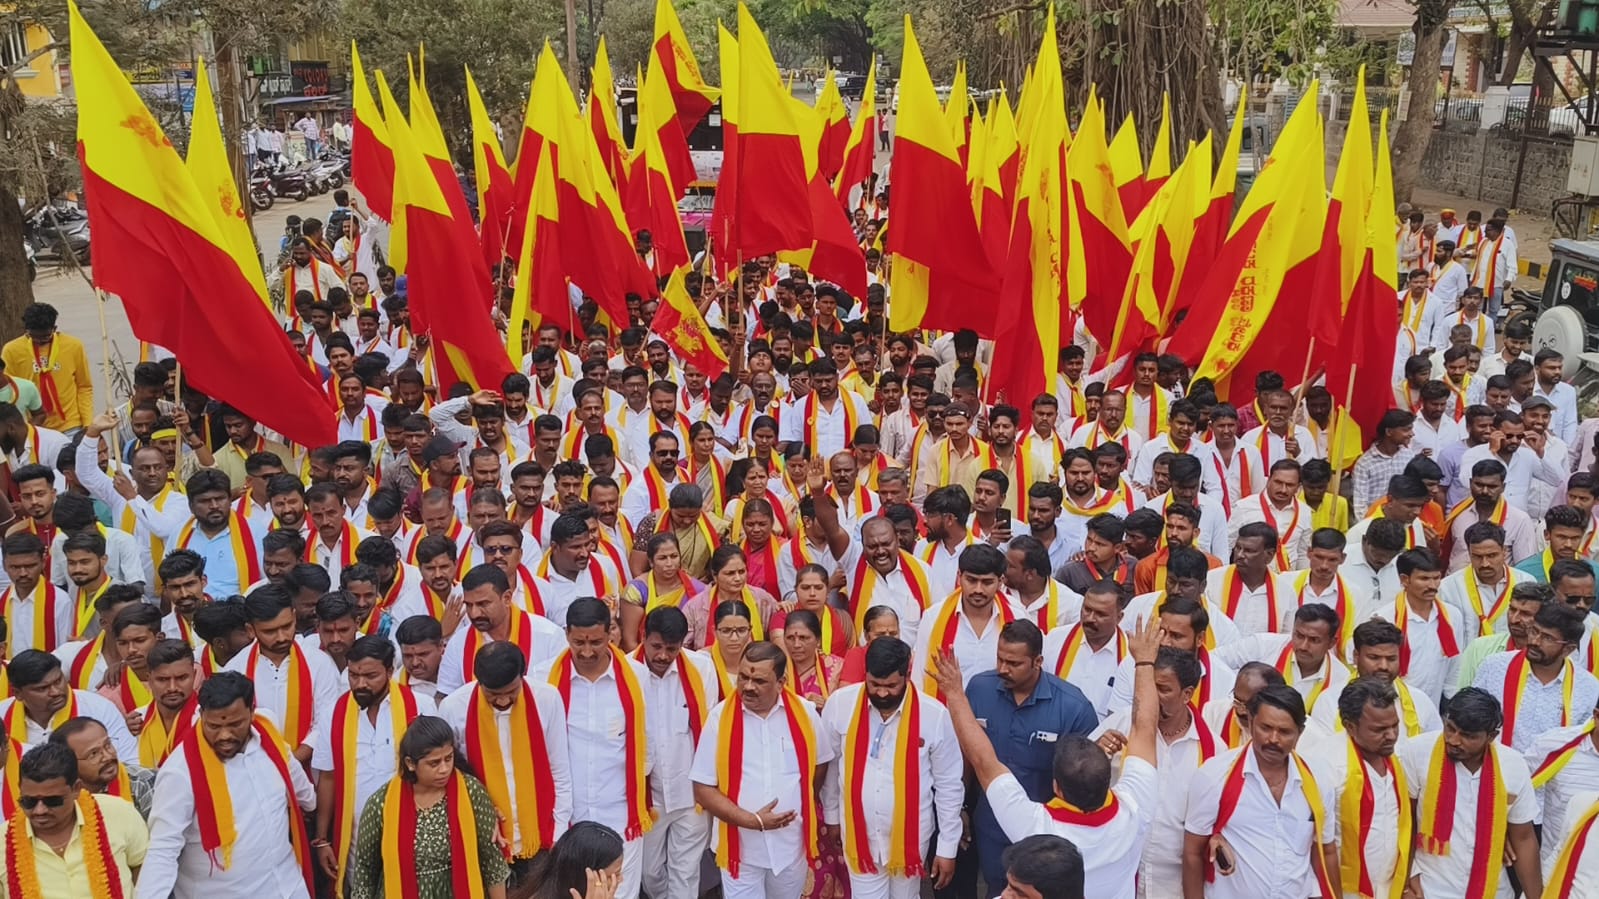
[1210,0,1338,84]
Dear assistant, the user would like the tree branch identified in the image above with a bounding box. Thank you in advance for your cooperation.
[0,40,61,82]
[975,0,1047,21]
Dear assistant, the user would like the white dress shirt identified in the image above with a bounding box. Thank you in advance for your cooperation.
[1371,596,1468,703]
[1043,626,1126,719]
[1399,732,1538,899]
[1411,413,1465,458]
[0,690,136,761]
[531,654,655,838]
[136,724,318,899]
[1214,632,1352,716]
[1546,789,1599,892]
[1457,443,1565,514]
[309,689,439,830]
[644,650,719,814]
[437,677,573,855]
[222,643,343,749]
[1535,379,1582,446]
[818,685,965,865]
[987,758,1158,899]
[0,580,74,655]
[1525,724,1599,864]
[1184,747,1337,899]
[778,392,872,458]
[1204,566,1288,638]
[1107,652,1235,717]
[908,595,1028,690]
[1224,492,1313,572]
[1131,435,1212,489]
[1316,739,1405,899]
[1089,712,1211,899]
[436,611,567,696]
[838,544,929,648]
[620,468,685,528]
[1119,590,1243,648]
[690,694,835,874]
[1309,678,1443,741]
[1239,424,1320,465]
[1138,490,1231,562]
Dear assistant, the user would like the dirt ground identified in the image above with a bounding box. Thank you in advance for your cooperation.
[1408,186,1558,291]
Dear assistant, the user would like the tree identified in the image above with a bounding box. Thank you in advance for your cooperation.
[1391,0,1454,202]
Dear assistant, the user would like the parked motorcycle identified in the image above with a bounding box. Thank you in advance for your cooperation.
[249,171,275,211]
[264,163,309,202]
[308,154,345,191]
[24,203,91,266]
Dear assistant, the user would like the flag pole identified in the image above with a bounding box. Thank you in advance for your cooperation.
[1328,372,1359,498]
[93,287,122,464]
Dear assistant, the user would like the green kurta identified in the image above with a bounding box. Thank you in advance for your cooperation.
[348,773,510,899]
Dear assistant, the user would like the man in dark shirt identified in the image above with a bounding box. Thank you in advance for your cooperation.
[1055,513,1136,597]
[938,618,1099,898]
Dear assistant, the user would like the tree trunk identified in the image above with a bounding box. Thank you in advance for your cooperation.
[0,181,32,329]
[1391,0,1454,204]
[563,0,580,91]
[215,41,253,236]
[1079,0,1226,155]
[1497,0,1554,87]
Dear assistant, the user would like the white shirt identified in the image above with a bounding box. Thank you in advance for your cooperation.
[643,650,719,813]
[1309,678,1443,742]
[1107,652,1235,716]
[775,536,844,605]
[1202,442,1266,515]
[1457,443,1564,514]
[0,580,74,655]
[1067,421,1144,459]
[986,758,1158,899]
[1131,435,1212,488]
[1126,388,1176,441]
[777,391,872,458]
[1472,650,1599,753]
[303,523,376,582]
[49,528,144,592]
[221,643,344,749]
[818,685,966,863]
[1239,424,1320,465]
[689,694,835,874]
[530,654,655,838]
[1316,739,1406,899]
[1184,747,1337,899]
[0,690,136,761]
[1545,789,1599,890]
[309,689,439,835]
[1204,566,1291,638]
[1439,567,1528,637]
[436,612,567,696]
[1536,379,1582,446]
[838,544,929,648]
[1411,413,1465,459]
[1139,490,1231,562]
[438,678,573,855]
[915,537,976,599]
[620,468,684,528]
[136,726,318,899]
[908,595,1028,690]
[1120,590,1243,648]
[1525,724,1599,863]
[1399,732,1538,899]
[1371,596,1468,703]
[1214,632,1352,716]
[1043,626,1126,719]
[1090,712,1212,899]
[1338,555,1402,621]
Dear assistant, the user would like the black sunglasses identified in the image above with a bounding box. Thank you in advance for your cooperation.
[19,795,67,810]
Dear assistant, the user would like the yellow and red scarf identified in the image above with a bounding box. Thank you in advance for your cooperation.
[380,772,487,899]
[1548,797,1599,898]
[804,393,859,450]
[703,586,765,646]
[1393,594,1461,675]
[184,715,313,890]
[3,692,77,745]
[305,520,361,570]
[548,647,653,838]
[1532,718,1597,787]
[847,552,932,634]
[328,682,422,895]
[715,693,820,877]
[1050,623,1127,679]
[175,512,262,593]
[1211,747,1335,896]
[2,578,63,654]
[1339,739,1411,899]
[1417,737,1507,898]
[1255,495,1301,571]
[1220,566,1283,634]
[1275,642,1336,714]
[138,694,198,768]
[460,609,535,685]
[1501,651,1575,747]
[840,687,923,877]
[244,642,315,749]
[1210,449,1253,517]
[5,791,124,899]
[633,647,709,740]
[464,680,555,857]
[1292,572,1356,654]
[66,635,106,691]
[921,593,1015,697]
[1461,566,1516,637]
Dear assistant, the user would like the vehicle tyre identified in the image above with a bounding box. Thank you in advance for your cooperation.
[251,189,274,211]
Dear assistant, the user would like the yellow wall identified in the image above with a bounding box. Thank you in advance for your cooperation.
[8,21,62,98]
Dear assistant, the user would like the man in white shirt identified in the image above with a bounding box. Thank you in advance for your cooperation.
[637,608,718,899]
[1316,677,1412,899]
[1206,524,1286,637]
[1458,409,1564,514]
[934,611,1162,899]
[1338,516,1407,616]
[1183,684,1339,899]
[909,544,1027,693]
[1130,399,1210,489]
[222,587,343,765]
[1472,219,1518,319]
[1225,460,1313,572]
[1533,348,1581,446]
[620,431,687,528]
[1430,239,1470,316]
[435,564,565,696]
[779,358,872,458]
[1543,789,1599,892]
[1214,603,1352,718]
[1526,713,1599,870]
[819,636,964,899]
[828,517,928,649]
[1044,581,1125,718]
[437,640,573,866]
[532,598,654,899]
[691,642,835,899]
[0,650,138,760]
[1372,549,1468,705]
[1310,618,1442,739]
[1410,381,1465,458]
[136,671,317,899]
[310,636,434,892]
[1399,686,1542,898]
[1239,389,1319,467]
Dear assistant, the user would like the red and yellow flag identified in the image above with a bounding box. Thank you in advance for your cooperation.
[349,42,395,221]
[651,0,720,134]
[886,17,992,333]
[388,67,514,391]
[815,70,851,183]
[655,267,729,380]
[708,24,742,276]
[642,38,699,204]
[587,38,629,187]
[466,66,516,272]
[73,0,333,448]
[1172,95,1246,320]
[1310,66,1376,347]
[726,3,813,259]
[507,144,568,365]
[833,61,878,205]
[507,44,569,254]
[1107,113,1145,218]
[1066,91,1134,357]
[632,63,692,276]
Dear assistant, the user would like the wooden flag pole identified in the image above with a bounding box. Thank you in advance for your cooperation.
[93,288,123,465]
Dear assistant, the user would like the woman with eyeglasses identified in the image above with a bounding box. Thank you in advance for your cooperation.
[704,600,756,699]
[348,716,508,899]
[618,533,704,650]
[680,544,779,651]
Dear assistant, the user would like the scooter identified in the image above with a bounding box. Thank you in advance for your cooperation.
[23,203,90,266]
[266,163,310,202]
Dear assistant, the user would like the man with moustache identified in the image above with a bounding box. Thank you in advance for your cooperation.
[436,564,565,696]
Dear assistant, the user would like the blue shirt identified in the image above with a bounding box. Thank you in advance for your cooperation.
[965,670,1100,885]
[1513,554,1599,583]
[182,522,262,599]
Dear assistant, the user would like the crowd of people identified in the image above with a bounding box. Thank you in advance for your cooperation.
[0,195,1593,899]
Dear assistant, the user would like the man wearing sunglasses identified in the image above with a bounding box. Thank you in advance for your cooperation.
[0,742,147,895]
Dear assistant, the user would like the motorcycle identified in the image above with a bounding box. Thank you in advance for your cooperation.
[308,154,346,191]
[264,162,309,202]
[23,203,91,266]
[249,171,275,211]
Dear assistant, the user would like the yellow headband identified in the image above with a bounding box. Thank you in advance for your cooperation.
[151,428,179,441]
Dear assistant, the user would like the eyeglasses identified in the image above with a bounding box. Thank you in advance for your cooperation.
[482,545,517,557]
[18,795,67,810]
[716,626,752,639]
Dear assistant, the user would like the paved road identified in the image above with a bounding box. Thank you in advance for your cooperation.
[26,189,333,406]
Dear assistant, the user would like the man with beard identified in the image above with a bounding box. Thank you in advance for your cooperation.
[781,358,872,459]
[311,635,431,893]
[138,671,317,897]
[1399,686,1542,898]
[156,550,211,649]
[436,564,564,695]
[1456,580,1552,688]
[50,714,155,818]
[1312,678,1410,899]
[312,592,361,673]
[222,587,342,763]
[637,607,717,899]
[818,636,964,899]
[132,638,198,768]
[0,649,136,758]
[1471,601,1597,752]
[304,483,372,582]
[192,600,254,674]
[1373,548,1467,704]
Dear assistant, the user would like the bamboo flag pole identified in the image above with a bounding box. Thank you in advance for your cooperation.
[94,288,122,464]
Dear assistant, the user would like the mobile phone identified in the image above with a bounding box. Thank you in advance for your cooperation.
[1213,845,1235,875]
[996,508,1011,529]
